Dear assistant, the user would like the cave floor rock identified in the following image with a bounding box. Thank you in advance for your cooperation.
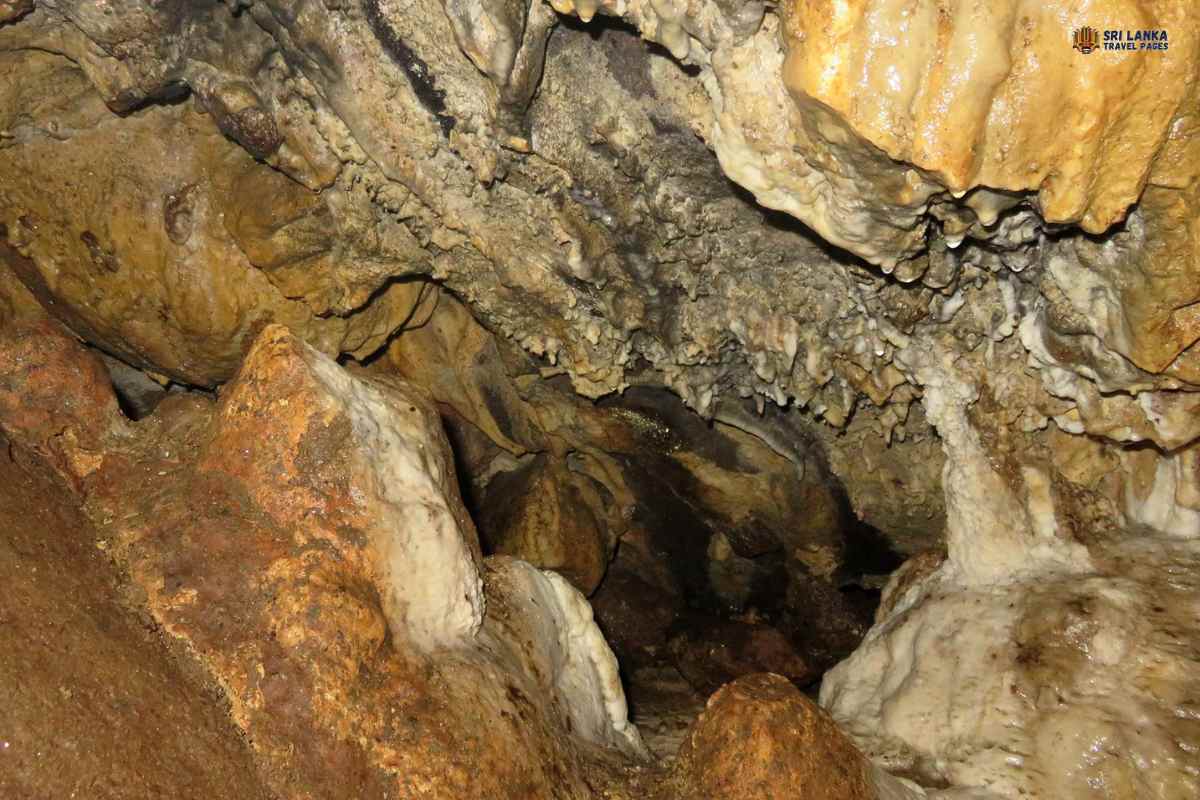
[0,444,273,800]
[624,666,709,761]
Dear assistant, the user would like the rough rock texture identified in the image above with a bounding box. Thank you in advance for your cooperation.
[590,558,683,667]
[666,673,992,799]
[477,453,612,593]
[386,293,852,577]
[0,317,646,799]
[821,340,1200,798]
[560,0,1198,274]
[781,0,1195,243]
[0,0,935,441]
[532,0,1200,504]
[666,617,816,696]
[826,537,1200,799]
[0,315,129,489]
[3,0,1200,797]
[203,324,486,653]
[0,431,273,800]
[386,291,872,685]
[1,0,1197,473]
[0,50,418,386]
[99,350,170,419]
[668,673,878,800]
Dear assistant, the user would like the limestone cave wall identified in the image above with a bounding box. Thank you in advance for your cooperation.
[0,1,1197,798]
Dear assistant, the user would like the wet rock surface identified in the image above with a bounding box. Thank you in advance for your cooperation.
[824,538,1200,799]
[1,0,1199,798]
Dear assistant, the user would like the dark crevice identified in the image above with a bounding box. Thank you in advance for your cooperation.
[724,178,883,274]
[109,80,193,116]
[339,275,442,368]
[84,344,213,422]
[362,0,457,137]
[555,12,699,76]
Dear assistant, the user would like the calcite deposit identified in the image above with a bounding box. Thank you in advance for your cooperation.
[824,536,1200,799]
[0,318,645,798]
[2,0,1200,797]
[822,337,1200,799]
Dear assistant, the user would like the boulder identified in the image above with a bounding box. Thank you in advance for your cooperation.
[666,617,816,696]
[671,673,877,800]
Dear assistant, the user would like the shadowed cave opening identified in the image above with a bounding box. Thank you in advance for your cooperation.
[438,367,906,757]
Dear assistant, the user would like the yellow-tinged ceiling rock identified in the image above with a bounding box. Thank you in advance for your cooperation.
[781,0,1198,233]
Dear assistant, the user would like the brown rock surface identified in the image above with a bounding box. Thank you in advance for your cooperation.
[389,294,855,616]
[781,0,1195,236]
[666,617,816,696]
[0,0,32,24]
[197,323,486,652]
[591,561,683,667]
[477,453,612,594]
[0,432,272,800]
[671,673,875,800]
[0,317,127,488]
[0,318,646,799]
[0,49,417,387]
[0,253,40,325]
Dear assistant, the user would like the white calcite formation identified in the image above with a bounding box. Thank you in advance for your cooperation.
[547,0,1197,271]
[479,559,648,758]
[4,0,1194,467]
[301,346,488,653]
[821,341,1200,798]
[824,533,1200,799]
[260,328,648,757]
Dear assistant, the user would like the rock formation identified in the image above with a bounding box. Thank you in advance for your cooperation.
[1,0,1198,797]
[0,318,645,798]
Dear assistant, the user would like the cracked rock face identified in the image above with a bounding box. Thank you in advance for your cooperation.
[1,0,1200,797]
